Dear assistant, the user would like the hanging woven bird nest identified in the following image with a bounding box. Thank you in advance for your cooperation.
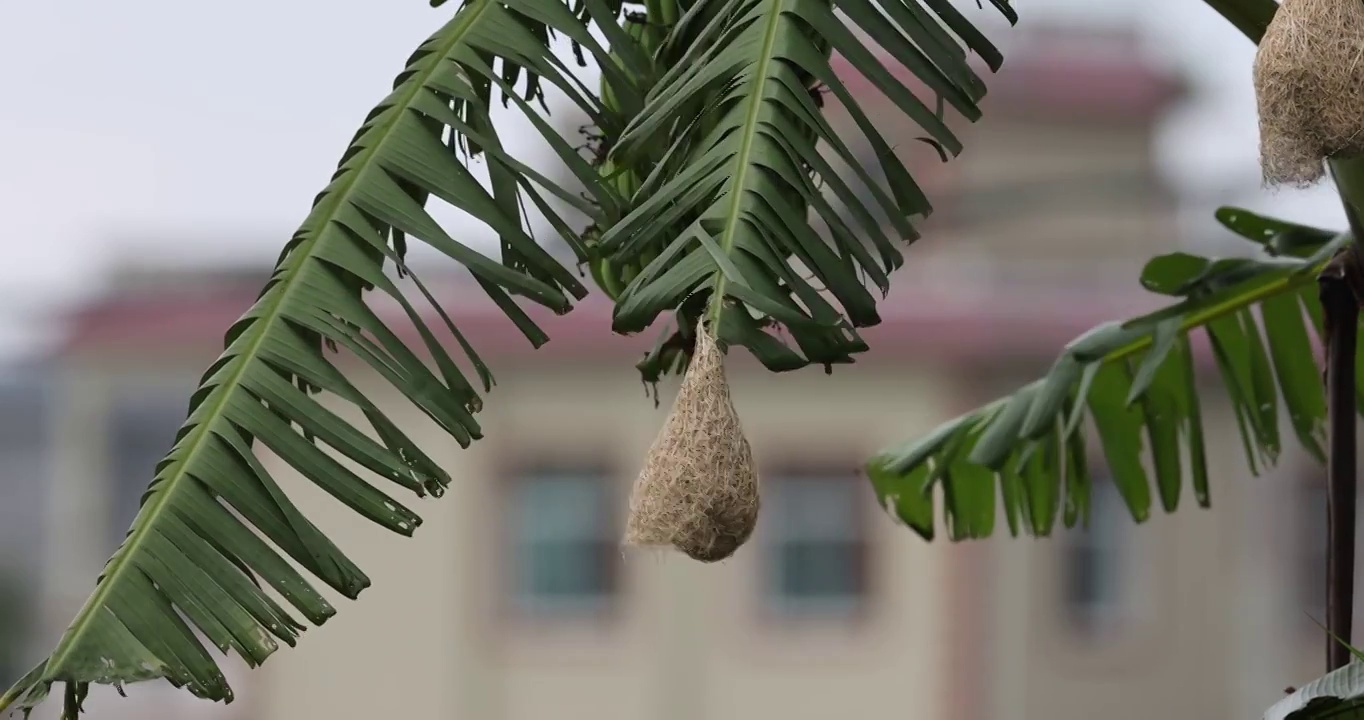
[1255,0,1364,187]
[624,320,759,562]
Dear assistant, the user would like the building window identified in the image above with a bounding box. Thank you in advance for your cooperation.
[1062,476,1129,636]
[955,170,1159,228]
[764,472,869,617]
[0,377,44,689]
[508,468,617,615]
[107,393,186,552]
[1297,476,1327,629]
[0,571,23,687]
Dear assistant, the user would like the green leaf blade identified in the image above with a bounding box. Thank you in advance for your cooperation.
[867,209,1342,541]
[1087,363,1152,523]
[1,2,614,715]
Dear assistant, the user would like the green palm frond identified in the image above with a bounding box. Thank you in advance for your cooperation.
[585,10,671,301]
[1266,661,1364,720]
[866,209,1348,541]
[0,2,629,717]
[600,0,1015,372]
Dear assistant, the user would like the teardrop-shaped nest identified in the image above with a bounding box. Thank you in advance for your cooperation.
[624,320,759,562]
[1255,0,1364,187]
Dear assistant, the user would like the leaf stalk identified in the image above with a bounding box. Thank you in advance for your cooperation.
[1322,156,1364,672]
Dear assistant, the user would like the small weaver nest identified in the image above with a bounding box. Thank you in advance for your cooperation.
[623,320,759,562]
[1255,0,1364,187]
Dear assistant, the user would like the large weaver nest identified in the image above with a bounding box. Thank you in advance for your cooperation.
[1255,0,1364,186]
[623,320,759,562]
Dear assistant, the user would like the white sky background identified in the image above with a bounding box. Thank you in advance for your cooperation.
[0,0,1351,358]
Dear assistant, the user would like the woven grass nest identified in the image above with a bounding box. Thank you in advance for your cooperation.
[624,320,759,563]
[1255,0,1364,187]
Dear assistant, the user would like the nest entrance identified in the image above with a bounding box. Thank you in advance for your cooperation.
[623,321,759,563]
[1255,0,1364,187]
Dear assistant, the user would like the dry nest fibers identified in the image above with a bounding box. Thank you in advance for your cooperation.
[1255,0,1364,186]
[624,320,759,562]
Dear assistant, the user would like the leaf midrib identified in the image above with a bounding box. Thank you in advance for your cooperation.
[706,0,786,328]
[16,0,493,695]
[910,262,1328,452]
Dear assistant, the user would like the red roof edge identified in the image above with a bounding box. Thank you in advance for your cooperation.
[57,279,1222,375]
[830,35,1184,123]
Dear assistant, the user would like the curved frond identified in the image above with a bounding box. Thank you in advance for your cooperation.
[1265,659,1364,720]
[0,2,622,717]
[866,209,1348,541]
[599,0,1015,372]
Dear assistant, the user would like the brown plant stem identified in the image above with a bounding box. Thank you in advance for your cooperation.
[1321,252,1358,672]
[1320,158,1364,672]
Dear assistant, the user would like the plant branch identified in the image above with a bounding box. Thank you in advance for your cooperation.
[1323,157,1364,672]
[1321,250,1359,672]
[888,251,1339,449]
[1201,3,1364,673]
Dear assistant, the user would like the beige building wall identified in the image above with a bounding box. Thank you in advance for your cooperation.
[985,399,1245,720]
[27,23,1325,720]
[972,372,1338,720]
[37,347,963,720]
[37,329,1339,720]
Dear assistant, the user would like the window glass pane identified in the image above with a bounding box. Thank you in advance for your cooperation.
[0,378,43,689]
[518,472,604,541]
[1299,479,1327,623]
[764,474,866,616]
[1062,476,1126,632]
[0,571,23,688]
[107,393,185,552]
[0,379,46,570]
[509,470,614,614]
[524,543,604,597]
[778,541,862,598]
[770,477,859,541]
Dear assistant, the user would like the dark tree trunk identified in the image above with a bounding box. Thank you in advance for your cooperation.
[1321,251,1358,671]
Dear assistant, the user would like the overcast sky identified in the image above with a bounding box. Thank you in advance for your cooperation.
[0,0,1349,358]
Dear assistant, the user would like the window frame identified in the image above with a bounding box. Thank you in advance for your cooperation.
[498,459,623,625]
[1060,476,1126,635]
[1293,468,1328,639]
[756,466,876,624]
[104,387,190,554]
[1056,462,1139,643]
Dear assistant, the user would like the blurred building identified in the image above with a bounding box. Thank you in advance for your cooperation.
[0,364,48,688]
[9,19,1342,720]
